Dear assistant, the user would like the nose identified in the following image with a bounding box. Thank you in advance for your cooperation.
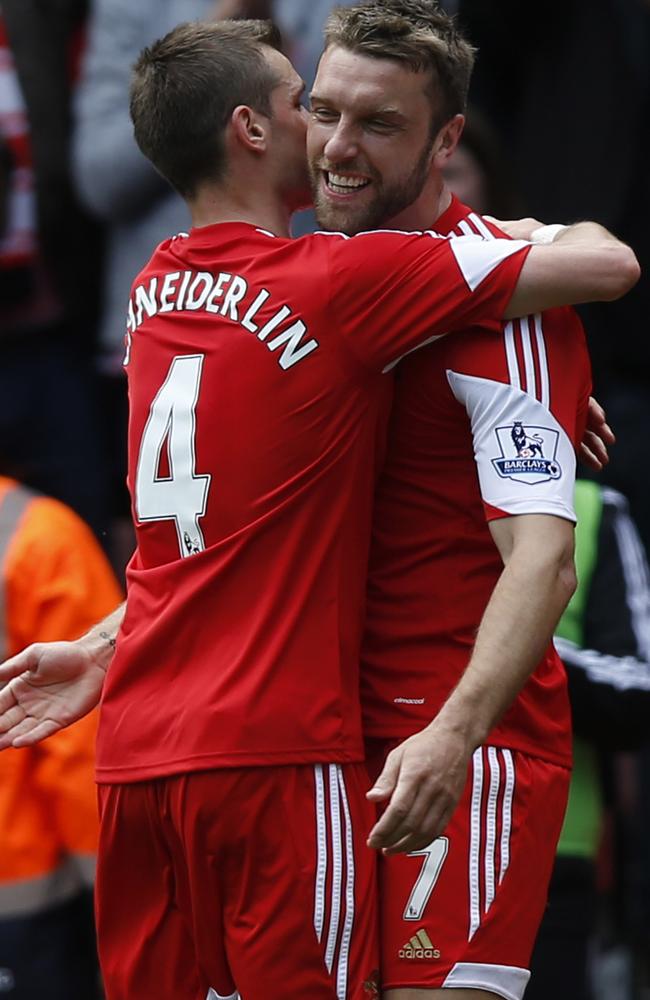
[323,120,359,164]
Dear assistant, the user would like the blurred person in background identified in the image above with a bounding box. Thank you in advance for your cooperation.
[73,0,271,580]
[0,475,122,999]
[526,480,650,1000]
[0,0,108,539]
[274,0,340,89]
[439,107,522,221]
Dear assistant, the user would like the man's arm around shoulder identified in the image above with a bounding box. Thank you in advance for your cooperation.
[502,219,640,317]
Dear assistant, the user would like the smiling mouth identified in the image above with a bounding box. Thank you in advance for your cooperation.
[324,170,371,195]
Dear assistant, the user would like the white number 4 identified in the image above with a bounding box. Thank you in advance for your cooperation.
[403,837,449,921]
[135,355,211,558]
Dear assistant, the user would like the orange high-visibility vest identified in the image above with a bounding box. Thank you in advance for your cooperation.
[0,478,123,918]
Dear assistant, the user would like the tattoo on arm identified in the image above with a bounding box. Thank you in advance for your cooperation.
[99,631,117,650]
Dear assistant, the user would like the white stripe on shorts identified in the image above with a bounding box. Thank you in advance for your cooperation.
[313,764,328,942]
[500,750,516,885]
[312,764,356,999]
[325,765,343,974]
[484,747,500,913]
[468,748,484,940]
[468,747,518,940]
[336,768,355,1000]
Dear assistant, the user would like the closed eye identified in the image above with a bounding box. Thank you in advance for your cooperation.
[311,106,339,122]
[366,119,402,133]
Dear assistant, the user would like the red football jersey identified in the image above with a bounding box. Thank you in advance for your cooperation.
[361,198,591,767]
[95,220,531,782]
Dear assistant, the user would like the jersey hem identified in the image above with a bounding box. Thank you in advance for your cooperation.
[381,982,527,1000]
[483,497,577,523]
[363,730,572,770]
[96,745,365,783]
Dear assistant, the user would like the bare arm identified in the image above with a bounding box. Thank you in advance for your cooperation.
[367,514,576,854]
[503,220,640,318]
[0,602,126,748]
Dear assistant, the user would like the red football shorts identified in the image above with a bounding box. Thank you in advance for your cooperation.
[366,742,570,999]
[96,763,380,1000]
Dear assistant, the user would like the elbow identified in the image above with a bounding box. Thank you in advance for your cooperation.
[552,532,577,601]
[517,535,577,602]
[600,246,641,301]
[557,557,578,603]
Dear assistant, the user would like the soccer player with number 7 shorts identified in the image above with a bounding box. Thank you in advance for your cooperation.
[308,4,632,1000]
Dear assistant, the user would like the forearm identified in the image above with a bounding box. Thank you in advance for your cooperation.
[501,218,639,316]
[79,602,126,673]
[552,221,622,248]
[434,543,576,749]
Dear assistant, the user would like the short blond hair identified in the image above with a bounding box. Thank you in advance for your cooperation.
[324,1,475,130]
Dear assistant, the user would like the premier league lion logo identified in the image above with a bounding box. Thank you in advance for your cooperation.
[511,421,544,458]
[492,421,562,485]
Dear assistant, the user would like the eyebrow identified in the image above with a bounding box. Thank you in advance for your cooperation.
[309,93,406,119]
[370,107,406,119]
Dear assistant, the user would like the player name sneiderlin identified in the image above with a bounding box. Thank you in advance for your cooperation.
[126,270,319,371]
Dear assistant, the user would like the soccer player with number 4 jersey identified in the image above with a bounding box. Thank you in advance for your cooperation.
[0,10,639,1000]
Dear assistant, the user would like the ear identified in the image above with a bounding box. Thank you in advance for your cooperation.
[230,104,269,155]
[431,114,465,168]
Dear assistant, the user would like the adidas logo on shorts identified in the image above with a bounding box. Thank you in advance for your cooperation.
[398,928,440,960]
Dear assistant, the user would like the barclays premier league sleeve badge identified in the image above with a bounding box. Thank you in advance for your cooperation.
[492,421,562,485]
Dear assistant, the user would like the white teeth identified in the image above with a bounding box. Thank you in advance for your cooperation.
[326,172,369,190]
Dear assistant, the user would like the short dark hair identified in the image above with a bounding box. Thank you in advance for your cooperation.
[130,19,283,198]
[324,0,475,132]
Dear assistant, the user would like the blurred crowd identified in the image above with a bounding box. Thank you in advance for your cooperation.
[0,0,648,997]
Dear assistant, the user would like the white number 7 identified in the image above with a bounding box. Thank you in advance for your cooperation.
[135,355,211,558]
[403,837,449,921]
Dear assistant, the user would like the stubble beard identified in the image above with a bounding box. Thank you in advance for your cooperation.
[310,141,434,235]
